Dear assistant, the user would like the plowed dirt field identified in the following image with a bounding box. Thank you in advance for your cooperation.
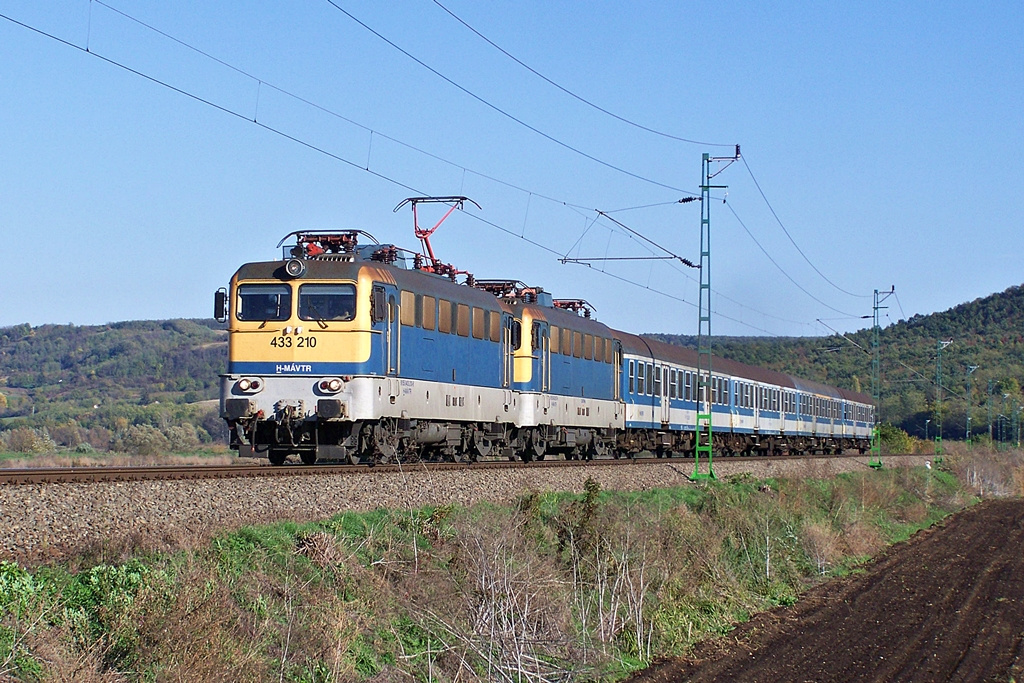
[630,498,1024,683]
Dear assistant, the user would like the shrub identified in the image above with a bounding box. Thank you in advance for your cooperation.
[121,425,170,456]
[164,425,200,452]
[1,427,57,454]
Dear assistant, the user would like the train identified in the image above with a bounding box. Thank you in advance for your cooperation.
[216,203,873,466]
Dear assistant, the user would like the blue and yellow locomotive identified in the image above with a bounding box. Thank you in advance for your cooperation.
[217,218,872,465]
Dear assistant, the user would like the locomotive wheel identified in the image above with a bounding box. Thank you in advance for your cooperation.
[526,429,546,461]
[470,432,493,460]
[366,421,398,464]
[268,449,288,466]
[300,451,317,465]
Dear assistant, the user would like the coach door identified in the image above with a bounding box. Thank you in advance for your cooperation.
[501,315,519,388]
[373,285,400,376]
[660,366,670,426]
[533,321,550,392]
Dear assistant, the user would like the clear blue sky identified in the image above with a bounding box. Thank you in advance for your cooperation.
[1,1,1021,337]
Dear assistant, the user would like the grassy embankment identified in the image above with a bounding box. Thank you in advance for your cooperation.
[2,449,1022,682]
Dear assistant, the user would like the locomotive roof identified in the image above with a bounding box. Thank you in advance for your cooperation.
[235,252,871,405]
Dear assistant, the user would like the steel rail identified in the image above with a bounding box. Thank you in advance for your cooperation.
[0,451,893,486]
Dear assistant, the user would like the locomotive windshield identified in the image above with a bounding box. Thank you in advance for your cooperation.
[236,284,291,321]
[298,283,356,322]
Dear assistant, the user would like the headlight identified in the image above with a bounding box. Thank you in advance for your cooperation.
[318,378,343,393]
[285,258,306,278]
[236,378,263,393]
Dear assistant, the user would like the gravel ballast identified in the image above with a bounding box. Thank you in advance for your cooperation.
[1,455,929,565]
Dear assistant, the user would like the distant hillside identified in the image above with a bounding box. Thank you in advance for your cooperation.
[649,284,1024,441]
[0,319,227,451]
[2,284,1022,450]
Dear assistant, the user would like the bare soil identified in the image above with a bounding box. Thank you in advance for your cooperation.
[630,498,1024,683]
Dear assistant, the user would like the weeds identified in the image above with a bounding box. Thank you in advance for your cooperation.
[0,455,1016,681]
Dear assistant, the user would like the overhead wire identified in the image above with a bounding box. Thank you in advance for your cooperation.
[428,0,732,148]
[90,1,828,337]
[89,1,800,337]
[321,0,695,195]
[90,0,596,215]
[817,318,968,400]
[742,155,871,299]
[0,7,787,337]
[725,203,861,318]
[586,212,819,330]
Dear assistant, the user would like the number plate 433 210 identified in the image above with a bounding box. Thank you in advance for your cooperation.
[270,336,317,348]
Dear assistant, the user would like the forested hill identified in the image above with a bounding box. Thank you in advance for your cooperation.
[1,284,1022,448]
[648,283,1024,438]
[0,320,227,448]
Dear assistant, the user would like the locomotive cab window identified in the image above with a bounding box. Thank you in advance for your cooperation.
[237,284,292,321]
[298,284,356,322]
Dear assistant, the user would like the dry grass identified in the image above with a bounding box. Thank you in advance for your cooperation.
[5,455,1006,681]
[801,520,842,575]
[944,447,1024,498]
[841,520,884,556]
[0,450,235,469]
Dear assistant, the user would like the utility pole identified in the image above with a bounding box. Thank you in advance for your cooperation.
[1001,394,1009,449]
[692,145,740,482]
[966,365,979,448]
[1011,405,1019,448]
[935,339,952,455]
[988,380,994,444]
[870,288,894,469]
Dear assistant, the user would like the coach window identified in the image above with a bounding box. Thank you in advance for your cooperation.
[296,283,355,322]
[472,307,485,339]
[645,363,653,395]
[438,300,452,334]
[400,291,415,326]
[669,369,677,399]
[456,304,470,337]
[637,361,645,395]
[628,360,635,393]
[422,296,436,331]
[653,365,661,395]
[238,283,292,321]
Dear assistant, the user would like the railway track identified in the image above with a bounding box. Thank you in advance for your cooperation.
[0,451,875,485]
